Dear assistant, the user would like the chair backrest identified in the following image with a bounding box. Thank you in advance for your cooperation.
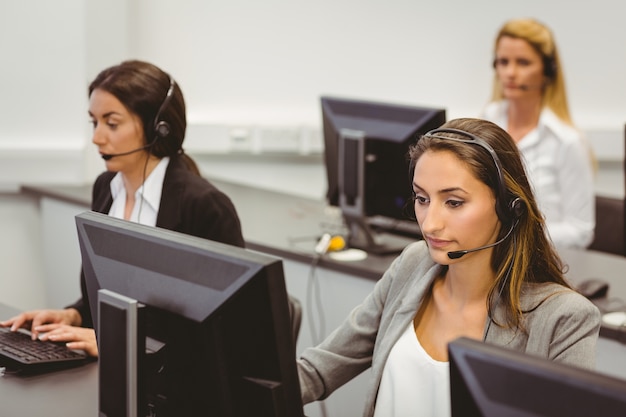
[588,195,625,256]
[287,294,302,346]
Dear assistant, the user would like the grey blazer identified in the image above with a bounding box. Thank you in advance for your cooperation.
[297,241,601,417]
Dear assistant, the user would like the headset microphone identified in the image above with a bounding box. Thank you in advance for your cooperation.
[447,220,518,260]
[101,144,150,161]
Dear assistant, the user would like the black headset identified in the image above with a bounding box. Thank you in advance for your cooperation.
[151,75,176,144]
[412,128,524,224]
[541,54,557,79]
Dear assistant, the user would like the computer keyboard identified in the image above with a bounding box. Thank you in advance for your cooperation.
[0,326,88,371]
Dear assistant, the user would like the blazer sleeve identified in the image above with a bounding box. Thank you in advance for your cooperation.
[296,243,431,404]
[531,290,601,368]
[65,172,114,327]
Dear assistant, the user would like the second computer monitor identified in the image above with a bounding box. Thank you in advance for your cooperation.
[321,96,445,254]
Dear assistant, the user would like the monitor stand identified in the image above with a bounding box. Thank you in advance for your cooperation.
[344,215,413,255]
[98,289,145,417]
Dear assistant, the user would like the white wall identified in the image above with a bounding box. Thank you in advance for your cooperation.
[132,1,626,155]
[0,193,45,310]
[1,0,625,189]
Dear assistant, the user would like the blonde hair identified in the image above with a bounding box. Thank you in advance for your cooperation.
[490,18,572,125]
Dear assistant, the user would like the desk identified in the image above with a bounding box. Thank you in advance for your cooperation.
[18,181,626,417]
[0,304,97,417]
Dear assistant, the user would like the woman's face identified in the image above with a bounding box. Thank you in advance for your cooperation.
[494,36,546,100]
[412,150,500,264]
[88,88,147,173]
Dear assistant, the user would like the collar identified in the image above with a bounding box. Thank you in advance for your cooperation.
[109,157,170,219]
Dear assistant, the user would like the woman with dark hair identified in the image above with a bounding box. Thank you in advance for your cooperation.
[297,118,600,417]
[2,60,244,356]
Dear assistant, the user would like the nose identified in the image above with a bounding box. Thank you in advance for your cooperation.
[91,123,105,145]
[417,202,444,236]
[502,62,518,78]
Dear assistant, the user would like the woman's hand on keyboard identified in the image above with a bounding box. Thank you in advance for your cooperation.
[36,324,98,357]
[0,308,82,340]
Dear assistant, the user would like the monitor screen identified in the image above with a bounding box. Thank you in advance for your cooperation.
[321,96,445,254]
[76,211,304,417]
[448,337,626,417]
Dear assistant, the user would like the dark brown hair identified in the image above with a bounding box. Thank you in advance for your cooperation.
[89,60,199,175]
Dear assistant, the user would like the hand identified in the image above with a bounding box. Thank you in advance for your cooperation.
[37,324,99,357]
[0,308,82,340]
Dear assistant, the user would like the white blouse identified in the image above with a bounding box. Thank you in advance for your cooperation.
[373,322,450,417]
[481,101,595,249]
[108,157,170,226]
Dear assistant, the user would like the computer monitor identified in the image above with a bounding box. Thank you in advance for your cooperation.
[321,96,446,254]
[75,211,304,417]
[448,337,626,417]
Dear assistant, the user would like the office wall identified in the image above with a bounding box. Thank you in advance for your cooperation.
[1,0,625,189]
[132,1,625,159]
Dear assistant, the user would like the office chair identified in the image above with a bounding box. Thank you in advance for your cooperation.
[288,295,303,346]
[588,195,625,256]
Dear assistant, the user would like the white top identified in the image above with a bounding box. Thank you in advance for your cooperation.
[481,101,595,249]
[108,157,170,226]
[373,322,450,417]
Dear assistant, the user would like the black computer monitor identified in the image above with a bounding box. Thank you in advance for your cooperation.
[448,337,626,417]
[321,96,446,254]
[76,211,304,417]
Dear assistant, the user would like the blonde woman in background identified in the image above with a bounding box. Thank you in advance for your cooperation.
[481,17,595,249]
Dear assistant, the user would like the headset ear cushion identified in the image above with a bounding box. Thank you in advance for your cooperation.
[543,56,557,79]
[510,197,524,219]
[154,121,171,139]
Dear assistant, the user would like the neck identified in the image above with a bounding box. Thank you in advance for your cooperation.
[121,154,162,196]
[506,98,542,142]
[444,260,495,306]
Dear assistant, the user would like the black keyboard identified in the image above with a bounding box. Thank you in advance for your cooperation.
[0,327,88,371]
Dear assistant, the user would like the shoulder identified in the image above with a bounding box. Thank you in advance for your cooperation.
[522,282,600,319]
[164,158,234,205]
[540,108,583,146]
[380,241,437,292]
[393,240,434,271]
[480,100,507,120]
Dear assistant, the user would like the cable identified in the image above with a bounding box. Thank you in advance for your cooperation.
[306,255,326,346]
[484,233,516,341]
[305,234,342,417]
[135,153,150,224]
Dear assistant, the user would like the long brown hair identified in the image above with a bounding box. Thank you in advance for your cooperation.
[409,118,569,329]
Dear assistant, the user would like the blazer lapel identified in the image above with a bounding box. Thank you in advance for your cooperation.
[155,158,184,230]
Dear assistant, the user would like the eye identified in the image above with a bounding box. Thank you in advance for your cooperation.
[495,57,509,67]
[106,122,118,130]
[412,193,429,205]
[446,199,464,208]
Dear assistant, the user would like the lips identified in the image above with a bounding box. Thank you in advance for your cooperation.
[425,236,452,249]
